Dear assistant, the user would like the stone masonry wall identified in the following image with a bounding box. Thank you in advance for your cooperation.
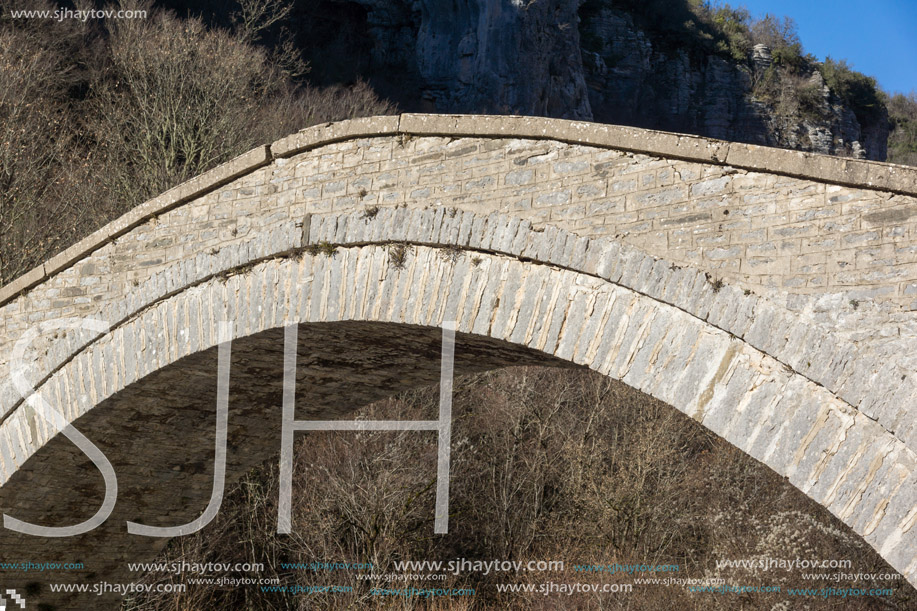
[275,134,917,307]
[3,115,917,463]
[0,116,916,599]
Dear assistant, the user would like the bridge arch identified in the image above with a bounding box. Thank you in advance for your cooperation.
[0,115,915,606]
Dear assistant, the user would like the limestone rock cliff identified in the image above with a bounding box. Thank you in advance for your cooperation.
[578,7,887,160]
[298,0,888,160]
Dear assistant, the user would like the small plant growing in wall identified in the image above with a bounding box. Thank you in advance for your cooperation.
[306,241,338,257]
[705,272,724,293]
[361,205,380,220]
[388,242,410,270]
[439,244,463,264]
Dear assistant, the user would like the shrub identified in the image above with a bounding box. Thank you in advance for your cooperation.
[797,81,828,121]
[90,1,397,213]
[749,13,800,51]
[709,5,752,62]
[0,0,396,287]
[251,79,397,145]
[770,41,809,72]
[887,91,917,166]
[122,367,917,610]
[89,4,287,209]
[0,2,99,285]
[819,57,885,124]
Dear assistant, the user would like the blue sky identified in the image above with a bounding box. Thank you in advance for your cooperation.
[733,0,917,95]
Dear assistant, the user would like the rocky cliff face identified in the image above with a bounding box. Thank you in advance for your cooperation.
[305,0,887,160]
[578,8,887,160]
[322,0,590,119]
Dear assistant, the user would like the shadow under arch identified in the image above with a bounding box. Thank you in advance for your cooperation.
[0,318,570,609]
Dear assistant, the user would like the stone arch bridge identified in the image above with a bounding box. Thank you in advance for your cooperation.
[1,114,916,607]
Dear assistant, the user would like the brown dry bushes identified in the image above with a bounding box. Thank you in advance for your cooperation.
[123,367,915,610]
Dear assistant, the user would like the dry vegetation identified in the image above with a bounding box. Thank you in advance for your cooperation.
[0,0,396,286]
[122,367,915,610]
[888,92,917,166]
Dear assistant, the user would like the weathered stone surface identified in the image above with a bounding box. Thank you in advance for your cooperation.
[0,116,916,607]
